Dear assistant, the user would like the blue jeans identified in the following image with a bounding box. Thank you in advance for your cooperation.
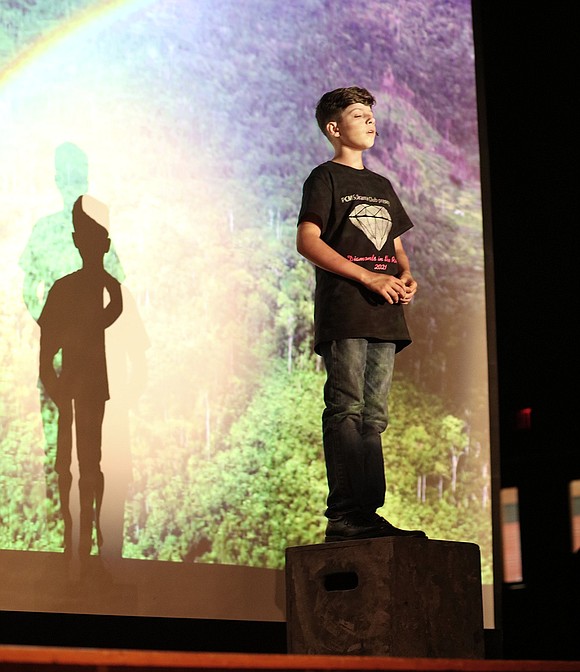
[319,339,396,519]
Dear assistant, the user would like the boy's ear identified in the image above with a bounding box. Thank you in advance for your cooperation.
[326,120,340,137]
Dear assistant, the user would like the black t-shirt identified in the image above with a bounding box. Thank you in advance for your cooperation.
[298,161,414,353]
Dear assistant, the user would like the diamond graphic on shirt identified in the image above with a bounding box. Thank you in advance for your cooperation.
[349,204,392,250]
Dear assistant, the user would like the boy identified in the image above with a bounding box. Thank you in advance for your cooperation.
[296,86,426,542]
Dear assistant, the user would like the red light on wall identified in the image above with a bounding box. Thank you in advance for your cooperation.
[516,407,532,430]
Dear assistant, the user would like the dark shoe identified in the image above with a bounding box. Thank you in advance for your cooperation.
[325,513,388,542]
[368,513,428,538]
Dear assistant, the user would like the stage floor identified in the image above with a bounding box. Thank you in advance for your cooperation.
[1,647,580,672]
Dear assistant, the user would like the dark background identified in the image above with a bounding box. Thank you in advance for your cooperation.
[475,0,578,660]
[0,1,577,661]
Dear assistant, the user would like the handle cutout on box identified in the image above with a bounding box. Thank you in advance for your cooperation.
[323,571,359,592]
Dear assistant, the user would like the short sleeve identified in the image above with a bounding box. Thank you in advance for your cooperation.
[297,170,333,233]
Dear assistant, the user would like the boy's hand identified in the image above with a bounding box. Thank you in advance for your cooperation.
[399,270,417,304]
[362,271,407,304]
[43,377,67,409]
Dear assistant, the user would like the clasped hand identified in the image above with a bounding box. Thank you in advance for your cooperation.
[363,270,417,304]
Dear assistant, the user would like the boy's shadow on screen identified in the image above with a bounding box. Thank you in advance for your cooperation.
[19,147,148,575]
[37,196,123,567]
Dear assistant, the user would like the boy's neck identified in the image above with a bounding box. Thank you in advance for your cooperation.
[331,146,365,170]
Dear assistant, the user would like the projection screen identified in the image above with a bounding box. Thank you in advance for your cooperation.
[0,0,495,626]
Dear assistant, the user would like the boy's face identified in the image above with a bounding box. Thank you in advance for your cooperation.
[329,103,376,150]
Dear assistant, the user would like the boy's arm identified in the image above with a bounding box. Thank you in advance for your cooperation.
[394,236,417,304]
[39,331,63,406]
[102,272,123,328]
[297,221,407,304]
